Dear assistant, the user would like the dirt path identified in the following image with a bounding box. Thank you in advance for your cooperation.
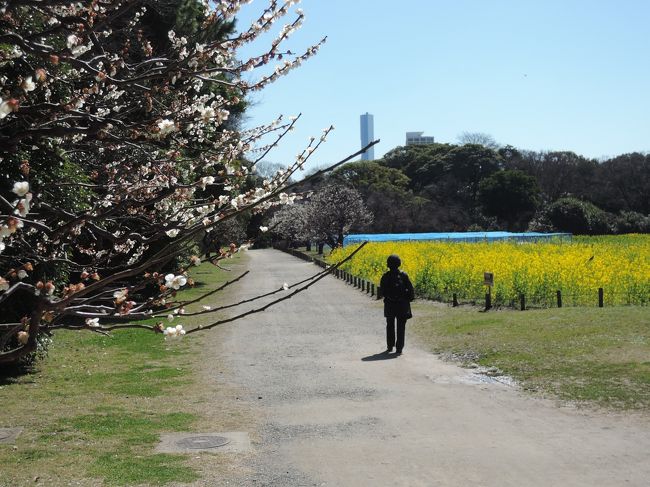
[207,249,650,486]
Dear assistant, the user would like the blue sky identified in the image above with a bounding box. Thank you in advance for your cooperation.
[236,0,650,170]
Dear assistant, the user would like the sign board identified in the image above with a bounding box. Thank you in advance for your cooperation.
[483,272,494,287]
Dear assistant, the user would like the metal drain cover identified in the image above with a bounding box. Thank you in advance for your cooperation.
[175,435,230,449]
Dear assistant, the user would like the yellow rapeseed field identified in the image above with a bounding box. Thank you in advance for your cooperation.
[329,235,650,307]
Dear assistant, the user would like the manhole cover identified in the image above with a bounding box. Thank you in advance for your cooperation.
[175,435,230,449]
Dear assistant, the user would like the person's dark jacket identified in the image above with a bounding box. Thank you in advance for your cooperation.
[380,270,415,319]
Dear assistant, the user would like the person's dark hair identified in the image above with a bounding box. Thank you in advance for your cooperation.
[387,254,401,270]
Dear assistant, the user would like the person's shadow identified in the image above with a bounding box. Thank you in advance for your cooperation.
[361,351,398,361]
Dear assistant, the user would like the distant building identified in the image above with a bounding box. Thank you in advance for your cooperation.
[406,131,435,146]
[360,113,375,160]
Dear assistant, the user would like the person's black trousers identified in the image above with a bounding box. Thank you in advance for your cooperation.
[386,316,407,352]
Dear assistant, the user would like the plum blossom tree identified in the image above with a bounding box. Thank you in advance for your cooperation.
[271,185,373,250]
[0,0,375,364]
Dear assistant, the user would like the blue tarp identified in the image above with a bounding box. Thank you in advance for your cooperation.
[343,231,572,246]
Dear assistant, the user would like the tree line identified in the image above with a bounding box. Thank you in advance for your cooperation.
[270,141,649,244]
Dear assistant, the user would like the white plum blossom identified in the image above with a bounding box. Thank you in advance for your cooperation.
[21,76,36,92]
[259,226,268,232]
[0,99,14,119]
[157,119,176,136]
[17,270,27,279]
[200,176,215,189]
[282,282,289,290]
[202,305,212,311]
[199,106,215,122]
[279,193,295,205]
[165,273,187,290]
[12,181,29,197]
[167,314,174,322]
[163,324,186,338]
[85,317,100,327]
[0,277,8,292]
[165,228,180,238]
[15,195,31,217]
[66,34,79,49]
[113,288,128,302]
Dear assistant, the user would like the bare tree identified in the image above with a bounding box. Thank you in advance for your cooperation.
[457,132,500,149]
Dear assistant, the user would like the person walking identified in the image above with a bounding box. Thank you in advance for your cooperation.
[380,254,415,355]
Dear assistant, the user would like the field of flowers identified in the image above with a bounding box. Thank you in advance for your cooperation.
[329,235,650,307]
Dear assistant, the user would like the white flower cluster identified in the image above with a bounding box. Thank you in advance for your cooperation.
[163,324,186,338]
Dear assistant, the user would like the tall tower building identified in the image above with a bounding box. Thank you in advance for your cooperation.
[360,112,375,161]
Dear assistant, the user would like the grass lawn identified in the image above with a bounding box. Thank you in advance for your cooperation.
[411,303,650,410]
[0,255,251,486]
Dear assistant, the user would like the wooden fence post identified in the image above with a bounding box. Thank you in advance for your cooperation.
[598,288,604,307]
[377,286,383,300]
[452,293,458,307]
[556,290,562,308]
[485,291,492,310]
[371,283,375,297]
[520,294,526,311]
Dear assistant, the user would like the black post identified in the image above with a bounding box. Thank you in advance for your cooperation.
[318,242,324,255]
[520,293,526,311]
[371,283,375,297]
[598,287,604,307]
[556,290,562,308]
[306,241,311,252]
[452,293,458,307]
[378,286,383,300]
[485,291,492,310]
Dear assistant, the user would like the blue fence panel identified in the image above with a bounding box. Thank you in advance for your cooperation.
[343,231,572,246]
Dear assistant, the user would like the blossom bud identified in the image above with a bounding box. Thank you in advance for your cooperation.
[17,331,29,345]
[35,68,47,82]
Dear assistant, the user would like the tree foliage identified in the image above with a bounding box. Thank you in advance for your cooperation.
[478,170,540,230]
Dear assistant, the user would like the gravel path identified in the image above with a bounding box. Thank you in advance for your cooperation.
[207,249,650,486]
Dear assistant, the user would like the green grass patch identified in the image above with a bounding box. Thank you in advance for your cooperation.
[412,304,650,410]
[0,258,244,486]
[90,452,199,486]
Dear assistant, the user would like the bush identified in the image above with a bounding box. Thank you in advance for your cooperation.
[614,211,650,234]
[546,197,613,235]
